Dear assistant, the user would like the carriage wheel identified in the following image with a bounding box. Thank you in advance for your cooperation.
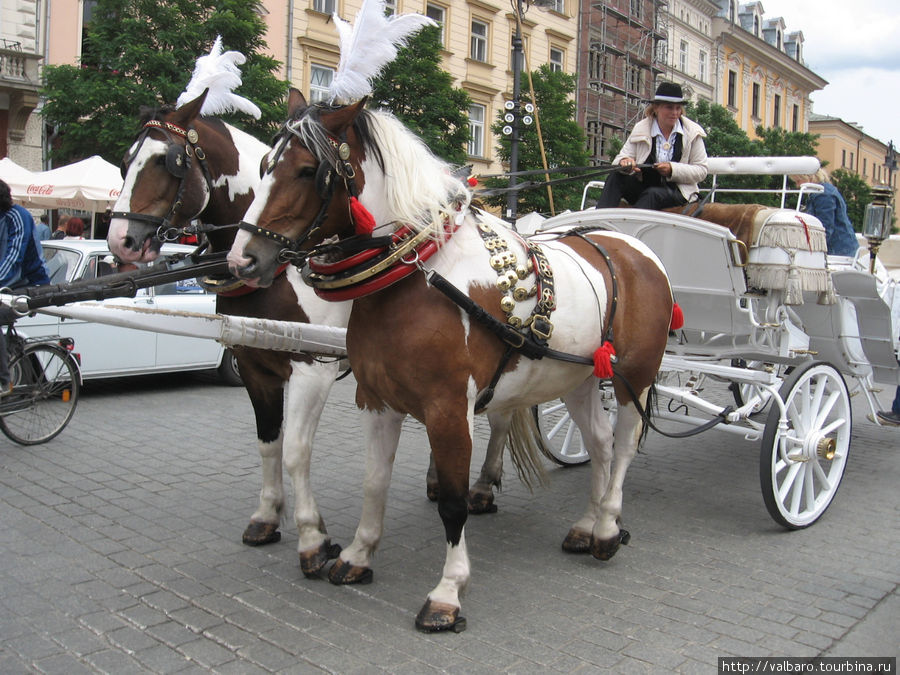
[759,362,851,529]
[533,399,617,467]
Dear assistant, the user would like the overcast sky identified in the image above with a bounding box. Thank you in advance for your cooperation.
[752,0,900,147]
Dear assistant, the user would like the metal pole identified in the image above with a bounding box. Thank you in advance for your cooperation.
[505,0,524,224]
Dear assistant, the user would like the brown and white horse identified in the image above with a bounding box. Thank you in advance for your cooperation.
[107,92,508,574]
[107,92,351,573]
[227,92,675,631]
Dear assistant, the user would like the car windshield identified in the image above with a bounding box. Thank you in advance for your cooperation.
[43,247,81,284]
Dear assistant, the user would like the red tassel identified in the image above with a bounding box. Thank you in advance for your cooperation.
[593,341,616,379]
[467,176,478,187]
[350,196,375,236]
[670,302,684,331]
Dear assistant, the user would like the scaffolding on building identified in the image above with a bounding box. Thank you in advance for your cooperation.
[583,0,668,164]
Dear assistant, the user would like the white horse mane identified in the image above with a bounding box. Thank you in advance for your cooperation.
[286,107,470,237]
[362,110,471,236]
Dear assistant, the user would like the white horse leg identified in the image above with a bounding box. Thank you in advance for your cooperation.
[467,411,509,514]
[281,360,341,576]
[328,407,404,585]
[416,531,470,632]
[590,391,646,560]
[560,379,615,554]
[244,433,285,544]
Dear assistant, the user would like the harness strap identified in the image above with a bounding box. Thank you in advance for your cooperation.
[570,231,617,345]
[474,346,514,414]
[424,269,592,365]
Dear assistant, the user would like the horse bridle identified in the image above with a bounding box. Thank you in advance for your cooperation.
[112,119,217,242]
[238,123,362,264]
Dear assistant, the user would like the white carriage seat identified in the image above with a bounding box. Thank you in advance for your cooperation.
[744,208,834,305]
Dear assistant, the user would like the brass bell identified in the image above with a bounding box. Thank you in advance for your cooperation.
[516,265,529,279]
[496,276,511,291]
[500,296,516,313]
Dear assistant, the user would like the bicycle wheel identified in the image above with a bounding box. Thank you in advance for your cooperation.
[0,343,80,445]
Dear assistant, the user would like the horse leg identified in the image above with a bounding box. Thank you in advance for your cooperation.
[467,411,508,514]
[589,390,647,561]
[282,360,342,576]
[328,407,404,586]
[426,411,507,514]
[415,407,472,633]
[560,379,615,554]
[241,357,286,547]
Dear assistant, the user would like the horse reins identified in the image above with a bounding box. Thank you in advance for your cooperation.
[112,119,217,242]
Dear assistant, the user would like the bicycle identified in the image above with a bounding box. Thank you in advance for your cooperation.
[0,323,81,445]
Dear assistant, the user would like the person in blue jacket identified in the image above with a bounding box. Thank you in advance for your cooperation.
[791,169,860,257]
[0,179,51,396]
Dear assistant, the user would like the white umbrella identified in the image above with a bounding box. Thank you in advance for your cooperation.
[0,157,37,195]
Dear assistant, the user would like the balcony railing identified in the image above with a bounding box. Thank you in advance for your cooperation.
[0,46,41,85]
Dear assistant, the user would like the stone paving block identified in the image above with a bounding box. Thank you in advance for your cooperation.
[177,635,237,668]
[32,652,96,675]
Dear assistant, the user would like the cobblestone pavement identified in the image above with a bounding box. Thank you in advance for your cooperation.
[0,371,897,673]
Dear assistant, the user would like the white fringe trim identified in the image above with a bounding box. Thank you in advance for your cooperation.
[755,223,827,252]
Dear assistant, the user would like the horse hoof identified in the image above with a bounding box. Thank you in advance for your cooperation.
[561,528,591,553]
[242,521,281,546]
[591,529,631,561]
[328,558,374,585]
[415,600,467,633]
[300,539,343,577]
[467,492,497,515]
[426,483,439,502]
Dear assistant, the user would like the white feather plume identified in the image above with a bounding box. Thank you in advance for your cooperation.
[328,0,436,104]
[176,36,262,119]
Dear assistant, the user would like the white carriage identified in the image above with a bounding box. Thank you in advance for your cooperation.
[532,156,900,529]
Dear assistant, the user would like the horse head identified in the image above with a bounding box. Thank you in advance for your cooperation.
[108,89,265,262]
[227,90,375,287]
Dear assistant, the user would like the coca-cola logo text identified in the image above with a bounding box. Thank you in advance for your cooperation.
[26,184,55,195]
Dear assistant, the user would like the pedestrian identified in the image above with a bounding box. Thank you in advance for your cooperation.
[51,214,69,240]
[790,168,859,257]
[596,81,708,211]
[0,179,51,396]
[35,213,52,241]
[64,217,85,239]
[876,388,900,426]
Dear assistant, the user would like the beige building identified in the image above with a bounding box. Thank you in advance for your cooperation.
[709,2,825,139]
[260,0,578,174]
[0,0,43,169]
[662,0,718,104]
[809,114,899,206]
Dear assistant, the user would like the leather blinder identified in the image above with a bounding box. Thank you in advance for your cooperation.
[166,144,188,178]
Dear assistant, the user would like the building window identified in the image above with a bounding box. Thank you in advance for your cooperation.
[426,4,446,44]
[751,83,760,118]
[850,152,854,169]
[792,104,799,132]
[727,70,736,107]
[776,31,782,49]
[550,0,565,13]
[549,47,564,72]
[383,0,396,15]
[698,51,707,82]
[630,0,641,20]
[470,19,488,62]
[863,158,867,176]
[842,149,846,167]
[313,0,335,14]
[589,47,606,80]
[468,104,485,157]
[309,64,334,103]
[729,0,736,22]
[773,94,781,127]
[753,16,760,36]
[679,40,688,73]
[627,65,641,92]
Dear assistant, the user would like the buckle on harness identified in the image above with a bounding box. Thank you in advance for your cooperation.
[530,314,553,341]
[503,330,526,349]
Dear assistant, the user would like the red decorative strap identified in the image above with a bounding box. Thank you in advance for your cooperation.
[308,225,414,275]
[350,196,376,236]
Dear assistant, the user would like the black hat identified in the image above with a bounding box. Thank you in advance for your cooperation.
[652,82,685,103]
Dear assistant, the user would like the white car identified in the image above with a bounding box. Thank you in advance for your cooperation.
[16,240,241,384]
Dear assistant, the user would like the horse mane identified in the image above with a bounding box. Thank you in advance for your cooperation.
[288,104,470,237]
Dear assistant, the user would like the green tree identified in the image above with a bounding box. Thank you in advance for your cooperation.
[369,25,470,164]
[41,0,286,165]
[830,168,872,231]
[484,65,590,216]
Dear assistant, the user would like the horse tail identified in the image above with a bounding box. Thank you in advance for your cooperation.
[639,383,656,449]
[506,407,549,491]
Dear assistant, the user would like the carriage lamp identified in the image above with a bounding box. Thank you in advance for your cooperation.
[863,185,894,274]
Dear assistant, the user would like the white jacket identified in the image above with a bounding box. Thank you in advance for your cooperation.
[613,115,708,201]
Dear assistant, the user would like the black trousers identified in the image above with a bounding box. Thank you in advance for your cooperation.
[595,170,687,210]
